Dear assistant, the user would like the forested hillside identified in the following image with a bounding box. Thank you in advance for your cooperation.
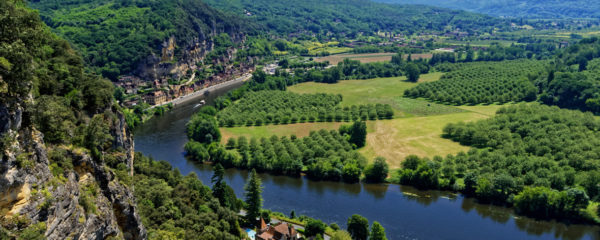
[29,0,253,80]
[203,0,507,37]
[376,0,600,19]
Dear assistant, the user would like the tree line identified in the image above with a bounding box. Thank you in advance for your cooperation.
[216,90,394,127]
[404,59,544,105]
[391,105,600,222]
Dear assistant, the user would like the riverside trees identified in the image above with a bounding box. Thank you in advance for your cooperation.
[393,104,600,221]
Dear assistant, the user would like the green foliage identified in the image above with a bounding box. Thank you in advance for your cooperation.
[187,114,221,144]
[244,169,263,227]
[369,221,387,240]
[133,153,242,239]
[1,0,116,149]
[347,214,369,240]
[538,38,600,114]
[209,130,367,181]
[17,222,46,240]
[405,60,544,105]
[31,0,252,80]
[514,187,590,219]
[343,121,368,149]
[305,219,327,237]
[217,91,393,127]
[331,230,353,240]
[48,148,73,177]
[79,182,98,215]
[204,0,505,37]
[405,63,420,83]
[364,157,389,183]
[211,164,240,212]
[378,0,600,19]
[396,104,600,221]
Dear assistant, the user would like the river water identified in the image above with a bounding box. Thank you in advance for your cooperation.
[134,82,600,240]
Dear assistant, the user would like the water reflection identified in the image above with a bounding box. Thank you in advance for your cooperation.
[363,183,388,199]
[134,81,600,240]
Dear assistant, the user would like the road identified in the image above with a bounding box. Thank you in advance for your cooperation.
[151,73,252,109]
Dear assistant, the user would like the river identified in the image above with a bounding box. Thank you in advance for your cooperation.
[134,82,600,240]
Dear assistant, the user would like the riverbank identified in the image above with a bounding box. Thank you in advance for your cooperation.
[151,73,252,109]
[134,77,600,240]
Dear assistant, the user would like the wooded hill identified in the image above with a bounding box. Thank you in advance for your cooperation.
[29,0,254,80]
[376,0,600,19]
[203,0,507,37]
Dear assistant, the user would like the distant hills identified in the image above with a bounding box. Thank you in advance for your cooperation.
[29,0,506,79]
[202,0,506,36]
[374,0,600,19]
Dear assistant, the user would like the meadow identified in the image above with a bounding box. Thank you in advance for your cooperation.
[221,74,509,168]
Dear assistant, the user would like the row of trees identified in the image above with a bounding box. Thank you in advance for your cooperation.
[392,105,600,221]
[217,91,394,127]
[405,59,544,105]
[185,115,390,182]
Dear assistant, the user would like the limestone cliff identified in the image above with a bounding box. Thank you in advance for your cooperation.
[133,30,247,82]
[0,101,146,239]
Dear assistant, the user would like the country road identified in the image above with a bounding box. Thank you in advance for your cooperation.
[151,73,252,109]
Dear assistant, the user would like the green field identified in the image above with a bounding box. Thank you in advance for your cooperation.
[288,73,460,117]
[221,75,514,168]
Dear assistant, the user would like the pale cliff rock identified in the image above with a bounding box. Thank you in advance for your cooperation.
[0,100,146,239]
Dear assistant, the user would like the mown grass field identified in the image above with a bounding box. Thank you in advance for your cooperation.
[221,75,512,168]
[288,73,453,117]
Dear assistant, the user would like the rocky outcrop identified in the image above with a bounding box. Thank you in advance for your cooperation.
[0,101,146,239]
[133,30,246,82]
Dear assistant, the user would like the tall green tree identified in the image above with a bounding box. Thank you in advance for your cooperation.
[405,63,420,82]
[369,221,387,240]
[187,114,221,143]
[305,219,327,237]
[244,169,263,226]
[212,163,236,210]
[347,214,369,240]
[348,121,367,148]
[364,157,389,183]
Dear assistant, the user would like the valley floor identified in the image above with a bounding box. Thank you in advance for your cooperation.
[220,73,517,168]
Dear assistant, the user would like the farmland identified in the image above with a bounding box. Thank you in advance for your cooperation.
[315,52,433,65]
[222,74,508,168]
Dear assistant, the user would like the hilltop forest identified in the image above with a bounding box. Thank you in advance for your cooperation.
[376,0,600,19]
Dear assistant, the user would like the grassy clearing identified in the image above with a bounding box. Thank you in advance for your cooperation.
[220,106,500,169]
[359,110,494,169]
[222,76,514,169]
[288,74,462,117]
[220,122,343,144]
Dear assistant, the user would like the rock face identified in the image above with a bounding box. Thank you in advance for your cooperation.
[133,30,246,82]
[0,100,146,239]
